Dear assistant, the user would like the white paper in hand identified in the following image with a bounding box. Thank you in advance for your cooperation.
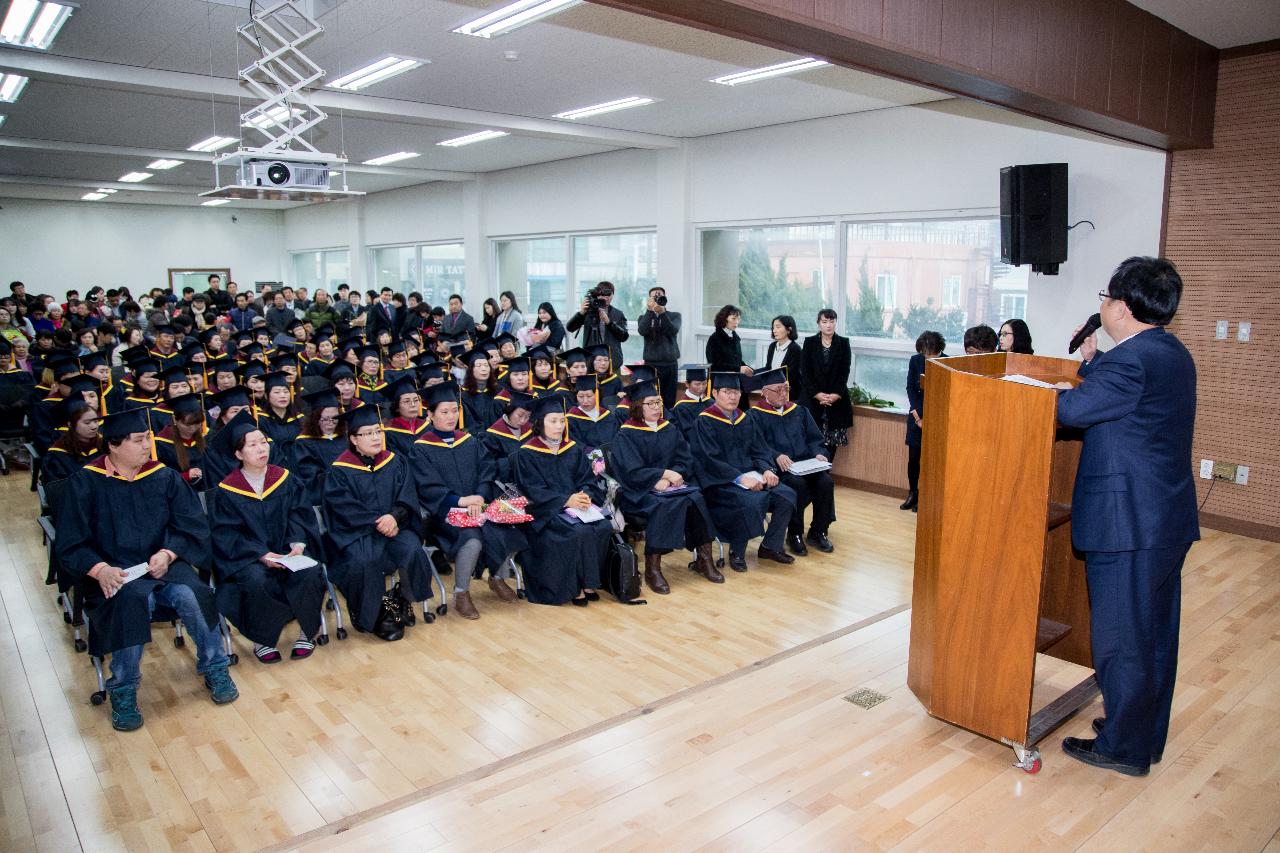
[736,471,764,489]
[120,563,150,584]
[566,505,606,523]
[275,554,318,572]
[788,458,832,476]
[1001,374,1057,389]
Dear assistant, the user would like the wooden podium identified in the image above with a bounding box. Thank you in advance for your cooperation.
[907,352,1099,772]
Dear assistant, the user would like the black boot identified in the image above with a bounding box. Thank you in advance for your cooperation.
[899,491,918,511]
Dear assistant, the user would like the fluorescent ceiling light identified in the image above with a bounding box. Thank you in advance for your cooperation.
[437,130,508,147]
[553,96,655,121]
[362,151,419,166]
[118,171,152,183]
[81,192,107,201]
[710,57,830,86]
[453,0,580,38]
[201,199,230,207]
[147,159,183,170]
[0,0,73,50]
[0,73,30,103]
[96,188,116,194]
[327,56,424,91]
[188,135,238,153]
[243,105,306,129]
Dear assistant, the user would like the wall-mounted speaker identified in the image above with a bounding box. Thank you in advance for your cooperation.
[1000,163,1068,275]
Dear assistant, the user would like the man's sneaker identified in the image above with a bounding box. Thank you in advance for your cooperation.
[109,685,144,732]
[204,665,239,705]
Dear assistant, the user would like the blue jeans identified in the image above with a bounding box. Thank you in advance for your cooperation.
[105,582,229,690]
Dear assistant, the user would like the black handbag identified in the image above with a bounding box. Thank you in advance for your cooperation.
[373,582,407,641]
[603,532,646,605]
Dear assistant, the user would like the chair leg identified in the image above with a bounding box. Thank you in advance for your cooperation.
[90,655,107,705]
[173,620,185,648]
[421,546,447,618]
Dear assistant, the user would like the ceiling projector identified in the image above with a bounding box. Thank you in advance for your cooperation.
[247,159,330,190]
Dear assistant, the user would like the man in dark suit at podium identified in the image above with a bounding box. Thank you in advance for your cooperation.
[1054,256,1199,777]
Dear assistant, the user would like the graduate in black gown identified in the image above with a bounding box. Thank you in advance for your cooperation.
[203,386,258,486]
[460,349,499,437]
[382,374,428,455]
[322,405,432,639]
[292,388,346,506]
[257,370,304,467]
[41,396,102,485]
[482,391,535,483]
[153,392,211,491]
[148,364,196,431]
[55,407,237,732]
[565,375,619,453]
[609,381,722,592]
[512,395,612,606]
[493,356,533,405]
[31,355,82,453]
[747,368,836,556]
[586,344,622,407]
[412,382,526,620]
[210,410,326,663]
[670,366,711,439]
[354,346,387,405]
[690,373,797,572]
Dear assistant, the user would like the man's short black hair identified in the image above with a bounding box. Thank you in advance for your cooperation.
[337,283,349,292]
[649,286,665,296]
[67,289,80,297]
[235,292,248,302]
[449,293,462,303]
[182,286,195,295]
[963,324,998,353]
[208,273,221,282]
[380,286,393,295]
[9,281,24,291]
[1106,256,1182,326]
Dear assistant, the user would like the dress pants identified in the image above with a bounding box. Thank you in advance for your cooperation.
[1085,543,1189,766]
[779,470,835,537]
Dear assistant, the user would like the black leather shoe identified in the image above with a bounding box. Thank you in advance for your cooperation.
[1061,736,1149,776]
[728,551,748,572]
[899,491,918,511]
[1091,717,1163,764]
[570,596,589,607]
[583,591,600,602]
[786,534,808,556]
[757,546,795,565]
[805,531,834,552]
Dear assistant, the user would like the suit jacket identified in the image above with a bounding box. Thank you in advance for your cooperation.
[366,301,404,338]
[1056,327,1199,553]
[904,352,926,447]
[764,340,802,382]
[704,328,744,373]
[799,334,853,429]
[442,310,476,339]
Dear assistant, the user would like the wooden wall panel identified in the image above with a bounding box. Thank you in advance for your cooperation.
[1166,50,1280,539]
[834,408,910,495]
[590,0,1218,150]
[1138,14,1174,131]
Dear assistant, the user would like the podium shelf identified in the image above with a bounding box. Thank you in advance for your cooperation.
[1035,618,1072,652]
[1046,502,1072,530]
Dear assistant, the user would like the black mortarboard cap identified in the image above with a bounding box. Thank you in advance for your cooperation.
[337,335,363,355]
[503,390,536,413]
[338,404,382,433]
[624,363,657,384]
[131,357,161,378]
[179,341,204,361]
[573,375,598,393]
[48,354,81,379]
[710,371,742,391]
[236,362,266,381]
[423,380,462,409]
[78,351,109,373]
[381,374,419,404]
[159,364,192,387]
[501,356,529,375]
[529,393,566,423]
[559,347,587,365]
[448,342,468,361]
[325,361,355,382]
[628,380,660,402]
[262,370,291,392]
[752,367,788,390]
[119,344,150,366]
[100,407,152,441]
[272,334,297,351]
[301,386,341,412]
[462,349,490,367]
[233,330,254,347]
[493,332,519,350]
[199,327,222,345]
[526,345,554,363]
[356,345,381,364]
[211,358,239,376]
[242,342,266,359]
[314,324,336,341]
[270,351,299,369]
[683,365,708,382]
[476,337,498,353]
[53,395,93,427]
[168,392,205,419]
[585,344,611,365]
[211,408,260,457]
[64,374,101,398]
[208,385,252,413]
[152,322,177,337]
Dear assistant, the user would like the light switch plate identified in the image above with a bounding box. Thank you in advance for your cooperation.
[1215,320,1229,340]
[1200,459,1214,479]
[1238,322,1252,342]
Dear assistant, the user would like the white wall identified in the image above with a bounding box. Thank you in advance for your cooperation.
[0,198,285,302]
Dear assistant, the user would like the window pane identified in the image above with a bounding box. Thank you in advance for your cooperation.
[421,243,466,308]
[573,232,657,363]
[853,354,911,410]
[372,246,418,294]
[323,249,350,292]
[292,252,323,292]
[844,220,1013,343]
[495,238,567,326]
[700,224,835,334]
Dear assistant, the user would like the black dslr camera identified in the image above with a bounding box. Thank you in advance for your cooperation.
[585,286,607,316]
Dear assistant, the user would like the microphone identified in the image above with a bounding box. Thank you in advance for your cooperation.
[1068,313,1102,354]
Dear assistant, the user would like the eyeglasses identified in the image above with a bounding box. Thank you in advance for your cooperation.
[1097,291,1113,302]
[354,428,383,438]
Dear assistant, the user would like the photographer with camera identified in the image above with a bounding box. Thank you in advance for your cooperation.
[566,280,629,372]
[637,285,681,408]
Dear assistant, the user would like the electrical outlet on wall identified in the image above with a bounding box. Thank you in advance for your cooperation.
[1215,320,1229,340]
[1212,461,1238,482]
[1235,466,1249,485]
[1200,459,1214,479]
[1237,322,1252,342]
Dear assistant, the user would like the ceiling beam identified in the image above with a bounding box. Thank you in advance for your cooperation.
[0,135,475,181]
[0,49,681,150]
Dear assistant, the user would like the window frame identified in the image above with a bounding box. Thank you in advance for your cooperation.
[289,246,350,294]
[368,239,467,305]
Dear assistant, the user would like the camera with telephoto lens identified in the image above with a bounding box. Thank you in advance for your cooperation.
[653,294,668,307]
[585,286,606,316]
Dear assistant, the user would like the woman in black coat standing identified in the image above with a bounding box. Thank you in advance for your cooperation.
[764,314,802,380]
[799,309,853,463]
[705,305,753,376]
[902,330,946,512]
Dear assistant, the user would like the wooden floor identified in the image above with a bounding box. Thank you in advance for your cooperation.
[1,472,1277,852]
